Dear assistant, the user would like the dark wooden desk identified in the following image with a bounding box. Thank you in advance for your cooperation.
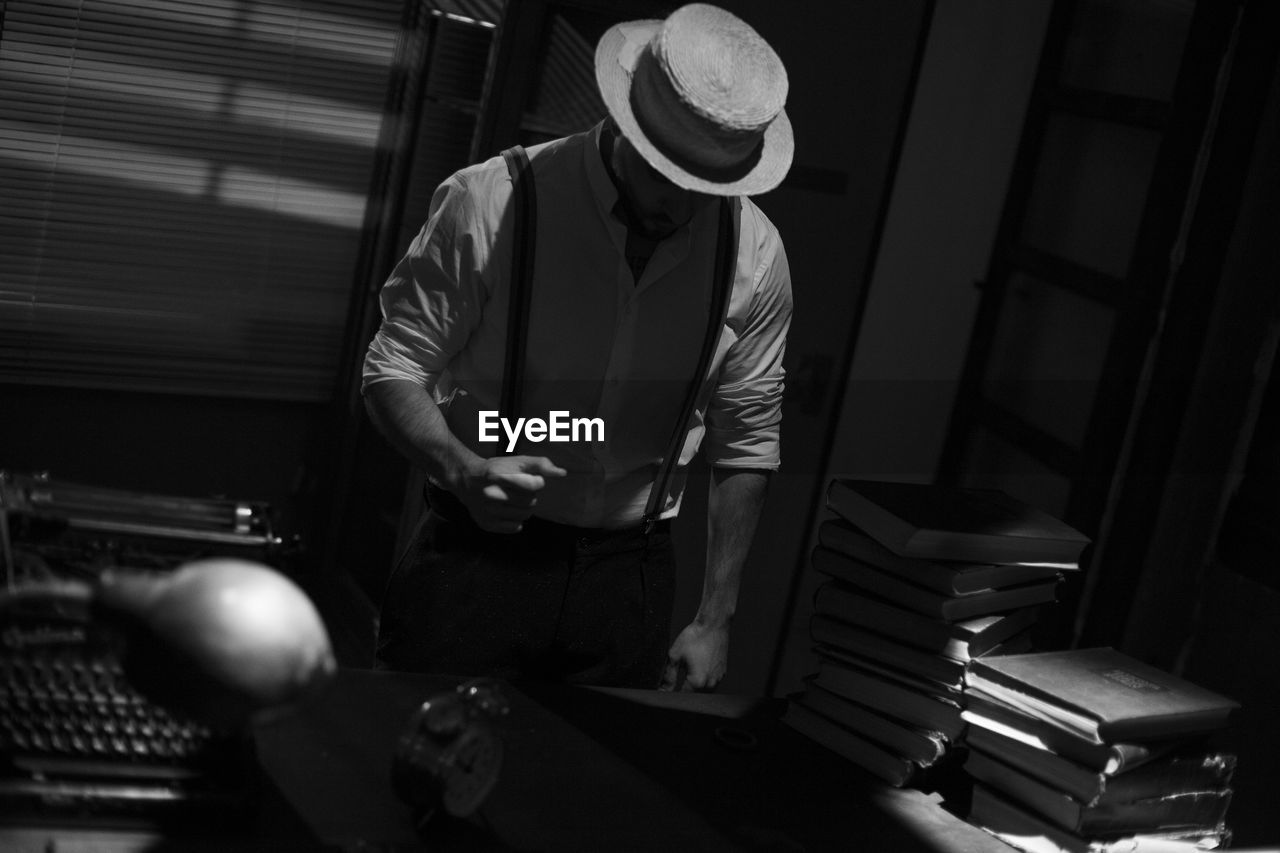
[259,669,1005,852]
[0,669,1009,852]
[524,681,1004,853]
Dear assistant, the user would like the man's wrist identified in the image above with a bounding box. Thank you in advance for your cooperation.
[692,609,733,631]
[439,446,486,494]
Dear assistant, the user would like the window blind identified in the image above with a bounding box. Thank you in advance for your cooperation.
[0,0,401,401]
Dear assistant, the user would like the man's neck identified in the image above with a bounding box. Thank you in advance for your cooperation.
[599,125,674,242]
[599,125,662,283]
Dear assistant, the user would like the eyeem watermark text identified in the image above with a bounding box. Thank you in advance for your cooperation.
[478,411,604,453]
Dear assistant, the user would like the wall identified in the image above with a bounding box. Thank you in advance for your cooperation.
[771,0,1054,695]
[1123,42,1280,844]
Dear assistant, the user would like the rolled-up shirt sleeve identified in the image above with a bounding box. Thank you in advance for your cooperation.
[704,232,792,470]
[362,174,490,395]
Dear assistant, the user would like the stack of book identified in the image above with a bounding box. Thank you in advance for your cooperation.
[783,478,1090,787]
[963,648,1239,853]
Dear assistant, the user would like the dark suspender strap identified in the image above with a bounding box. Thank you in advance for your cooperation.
[424,147,534,514]
[499,145,536,450]
[641,196,740,532]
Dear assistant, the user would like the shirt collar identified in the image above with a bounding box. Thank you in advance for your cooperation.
[586,121,622,226]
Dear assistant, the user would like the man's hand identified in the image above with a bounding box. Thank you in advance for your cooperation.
[455,455,567,533]
[659,469,769,693]
[660,621,729,692]
[362,382,567,534]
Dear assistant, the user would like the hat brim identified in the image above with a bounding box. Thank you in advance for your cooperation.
[594,20,793,197]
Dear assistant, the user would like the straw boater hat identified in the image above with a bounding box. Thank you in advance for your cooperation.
[595,3,793,197]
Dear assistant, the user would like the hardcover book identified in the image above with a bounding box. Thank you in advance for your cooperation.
[819,518,1070,593]
[811,579,1040,661]
[810,614,967,688]
[965,724,1236,806]
[796,680,948,766]
[817,644,962,700]
[966,648,1240,743]
[814,657,965,741]
[812,546,1060,621]
[966,749,1233,836]
[782,700,917,788]
[968,784,1232,853]
[826,478,1091,565]
[963,692,1167,774]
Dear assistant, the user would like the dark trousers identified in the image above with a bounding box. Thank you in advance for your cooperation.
[374,506,677,689]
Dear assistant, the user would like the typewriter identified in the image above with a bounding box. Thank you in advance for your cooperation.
[0,472,285,828]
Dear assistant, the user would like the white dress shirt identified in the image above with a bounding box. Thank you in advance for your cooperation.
[363,122,791,528]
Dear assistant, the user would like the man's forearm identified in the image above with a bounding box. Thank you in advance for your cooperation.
[364,379,482,491]
[697,467,771,628]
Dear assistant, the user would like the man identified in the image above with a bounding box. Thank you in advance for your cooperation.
[362,3,792,691]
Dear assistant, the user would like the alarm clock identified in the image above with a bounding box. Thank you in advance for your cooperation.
[391,678,511,821]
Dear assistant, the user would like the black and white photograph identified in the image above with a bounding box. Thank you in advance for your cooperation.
[1,1,1277,850]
